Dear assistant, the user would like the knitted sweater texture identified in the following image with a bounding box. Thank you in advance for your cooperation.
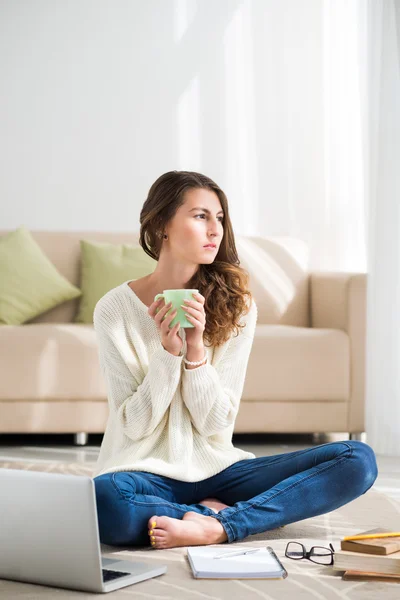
[92,280,258,482]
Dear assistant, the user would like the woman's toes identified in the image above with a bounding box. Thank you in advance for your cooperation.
[148,516,158,546]
[148,517,159,537]
[155,536,167,548]
[148,516,158,532]
[148,516,171,548]
[150,533,163,548]
[152,529,168,549]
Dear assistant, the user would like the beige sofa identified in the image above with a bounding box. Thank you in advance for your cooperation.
[0,230,367,445]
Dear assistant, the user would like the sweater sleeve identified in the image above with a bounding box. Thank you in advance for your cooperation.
[93,301,183,442]
[181,299,257,437]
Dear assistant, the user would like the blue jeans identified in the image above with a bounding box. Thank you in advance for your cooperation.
[93,440,378,546]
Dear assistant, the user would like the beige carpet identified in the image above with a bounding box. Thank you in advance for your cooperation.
[1,460,399,599]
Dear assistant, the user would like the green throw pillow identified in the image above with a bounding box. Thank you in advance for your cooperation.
[0,226,82,325]
[75,239,157,323]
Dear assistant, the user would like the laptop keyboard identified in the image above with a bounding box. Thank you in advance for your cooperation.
[102,568,131,582]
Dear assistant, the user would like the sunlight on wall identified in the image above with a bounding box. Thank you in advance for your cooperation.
[223,0,259,235]
[174,0,201,169]
[173,0,198,43]
[177,75,201,170]
[322,0,366,271]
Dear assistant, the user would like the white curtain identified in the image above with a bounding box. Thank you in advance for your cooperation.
[319,0,368,272]
[219,0,370,271]
[315,0,400,456]
[238,0,400,455]
[176,1,400,454]
[321,0,400,455]
[363,0,400,457]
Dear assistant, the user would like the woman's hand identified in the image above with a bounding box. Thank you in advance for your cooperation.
[181,292,206,350]
[148,298,183,357]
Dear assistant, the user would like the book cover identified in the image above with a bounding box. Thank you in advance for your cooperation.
[341,528,400,556]
[343,570,400,583]
[332,548,400,576]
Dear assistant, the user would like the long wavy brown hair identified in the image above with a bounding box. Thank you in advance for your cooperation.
[139,170,253,347]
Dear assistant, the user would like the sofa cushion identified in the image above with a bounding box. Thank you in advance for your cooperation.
[75,239,157,323]
[242,325,350,401]
[22,231,146,324]
[0,230,311,326]
[0,323,348,403]
[236,236,310,326]
[0,227,81,326]
[0,324,106,400]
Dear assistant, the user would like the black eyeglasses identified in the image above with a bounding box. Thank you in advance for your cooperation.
[285,542,335,566]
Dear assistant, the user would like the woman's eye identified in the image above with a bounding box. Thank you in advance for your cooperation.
[195,214,224,222]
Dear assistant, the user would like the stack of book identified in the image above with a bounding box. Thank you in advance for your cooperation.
[332,528,400,582]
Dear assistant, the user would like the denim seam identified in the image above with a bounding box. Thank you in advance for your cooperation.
[110,473,213,516]
[212,513,235,542]
[215,443,354,539]
[244,441,354,471]
[214,441,354,479]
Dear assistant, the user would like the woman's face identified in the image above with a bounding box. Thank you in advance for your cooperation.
[166,188,224,264]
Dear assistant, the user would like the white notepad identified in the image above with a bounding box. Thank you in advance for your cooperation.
[186,546,288,579]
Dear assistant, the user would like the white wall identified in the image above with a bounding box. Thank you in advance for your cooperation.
[0,0,323,236]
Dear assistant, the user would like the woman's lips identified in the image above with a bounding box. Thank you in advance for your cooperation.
[203,245,217,250]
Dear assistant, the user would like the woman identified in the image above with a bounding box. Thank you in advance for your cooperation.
[93,170,378,550]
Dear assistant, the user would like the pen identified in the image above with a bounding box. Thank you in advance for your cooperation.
[214,548,263,560]
[343,532,400,541]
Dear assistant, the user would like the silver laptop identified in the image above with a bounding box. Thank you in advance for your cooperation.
[0,469,167,593]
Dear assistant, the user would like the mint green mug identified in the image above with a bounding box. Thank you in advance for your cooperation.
[154,289,199,328]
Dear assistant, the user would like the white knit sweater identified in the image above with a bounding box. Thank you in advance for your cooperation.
[92,280,258,482]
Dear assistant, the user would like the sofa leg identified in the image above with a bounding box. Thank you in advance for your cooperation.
[74,432,88,446]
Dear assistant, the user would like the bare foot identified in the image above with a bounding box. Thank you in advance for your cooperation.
[199,497,231,514]
[147,512,228,549]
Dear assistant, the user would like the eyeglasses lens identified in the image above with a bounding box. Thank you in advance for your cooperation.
[286,542,304,559]
[309,546,332,565]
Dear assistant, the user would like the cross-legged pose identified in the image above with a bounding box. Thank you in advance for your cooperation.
[93,170,378,549]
